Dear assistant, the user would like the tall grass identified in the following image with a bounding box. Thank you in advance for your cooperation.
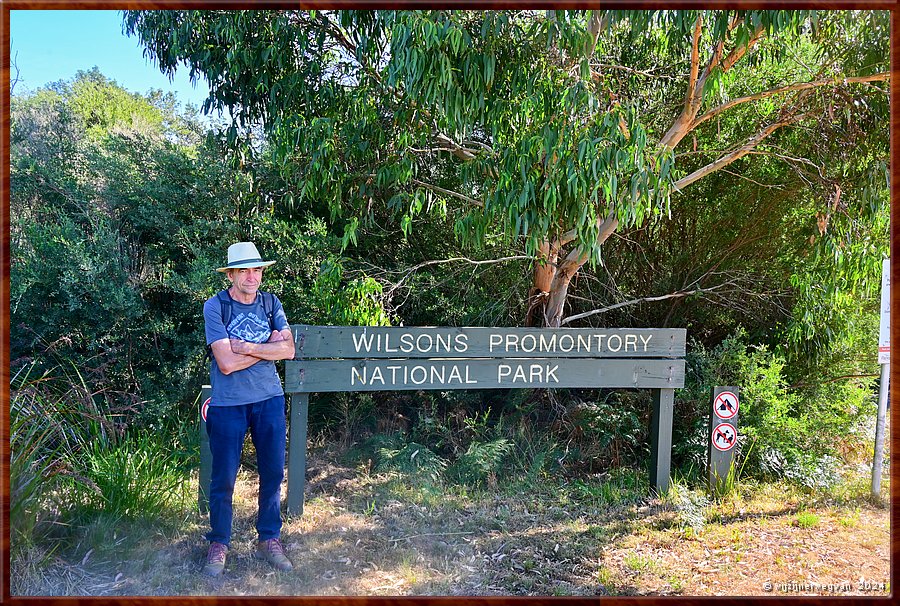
[75,432,192,522]
[663,475,710,536]
[10,361,112,548]
[708,439,756,501]
[10,369,64,548]
[448,437,513,486]
[10,360,193,556]
[376,441,448,485]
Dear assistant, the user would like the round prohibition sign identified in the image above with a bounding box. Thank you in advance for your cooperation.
[713,391,739,420]
[712,422,737,451]
[201,397,211,422]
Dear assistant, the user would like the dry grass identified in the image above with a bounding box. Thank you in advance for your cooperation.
[11,446,891,597]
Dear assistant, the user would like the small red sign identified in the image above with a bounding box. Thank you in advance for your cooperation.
[713,391,739,420]
[712,422,737,451]
[201,397,211,422]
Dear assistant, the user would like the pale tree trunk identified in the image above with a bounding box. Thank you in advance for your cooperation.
[544,258,579,328]
[526,241,557,326]
[536,215,619,327]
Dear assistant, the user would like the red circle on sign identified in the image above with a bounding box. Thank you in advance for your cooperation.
[713,391,739,420]
[201,397,211,422]
[712,422,737,451]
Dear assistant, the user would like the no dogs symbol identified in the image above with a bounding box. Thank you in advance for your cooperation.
[712,422,737,451]
[713,391,739,420]
[201,397,211,422]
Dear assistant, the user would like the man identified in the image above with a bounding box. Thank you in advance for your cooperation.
[202,241,296,577]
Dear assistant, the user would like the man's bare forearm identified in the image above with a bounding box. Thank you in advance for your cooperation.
[211,340,263,375]
[224,352,262,373]
[229,335,295,360]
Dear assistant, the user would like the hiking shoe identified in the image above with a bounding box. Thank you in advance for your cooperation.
[255,538,293,571]
[202,541,227,577]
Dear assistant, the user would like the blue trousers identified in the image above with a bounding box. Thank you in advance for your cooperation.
[205,395,286,546]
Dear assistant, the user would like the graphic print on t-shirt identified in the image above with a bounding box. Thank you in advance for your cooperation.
[227,312,270,343]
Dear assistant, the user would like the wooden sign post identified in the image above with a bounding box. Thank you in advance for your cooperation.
[198,385,212,513]
[709,386,740,492]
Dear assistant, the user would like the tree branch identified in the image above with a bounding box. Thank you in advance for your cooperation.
[660,21,765,150]
[561,282,734,325]
[461,139,495,154]
[432,133,478,161]
[722,23,763,73]
[693,72,891,129]
[703,26,726,77]
[584,10,608,61]
[673,118,800,191]
[11,52,20,96]
[705,18,759,80]
[677,148,827,182]
[553,214,619,285]
[410,147,462,155]
[385,255,532,297]
[410,178,483,208]
[591,63,678,80]
[720,168,784,188]
[686,14,703,110]
[313,12,366,77]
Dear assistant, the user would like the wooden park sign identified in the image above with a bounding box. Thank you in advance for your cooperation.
[200,326,686,515]
[288,326,685,391]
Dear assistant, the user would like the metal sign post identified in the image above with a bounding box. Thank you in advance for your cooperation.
[878,258,890,365]
[872,258,890,497]
[709,386,739,492]
[872,364,889,497]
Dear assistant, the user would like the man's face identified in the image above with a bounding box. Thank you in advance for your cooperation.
[228,266,265,297]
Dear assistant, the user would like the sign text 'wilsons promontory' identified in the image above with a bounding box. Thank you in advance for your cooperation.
[348,331,656,356]
[293,326,685,359]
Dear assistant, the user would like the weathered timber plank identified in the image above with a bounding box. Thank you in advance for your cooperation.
[285,358,685,392]
[291,326,686,359]
[649,388,675,493]
[286,393,308,516]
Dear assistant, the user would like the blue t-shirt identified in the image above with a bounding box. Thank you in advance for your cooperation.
[204,290,290,406]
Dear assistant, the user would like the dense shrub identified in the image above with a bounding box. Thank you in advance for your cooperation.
[9,72,348,426]
[674,331,876,486]
[566,391,650,471]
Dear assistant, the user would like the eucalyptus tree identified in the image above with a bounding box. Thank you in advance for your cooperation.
[124,9,889,328]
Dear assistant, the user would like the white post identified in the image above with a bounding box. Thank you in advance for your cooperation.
[872,258,890,497]
[871,363,889,497]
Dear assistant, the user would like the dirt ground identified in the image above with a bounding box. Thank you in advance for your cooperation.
[15,446,891,597]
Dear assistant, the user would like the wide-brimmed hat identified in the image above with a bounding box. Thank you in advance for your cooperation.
[216,242,276,273]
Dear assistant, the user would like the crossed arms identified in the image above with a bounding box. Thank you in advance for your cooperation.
[211,328,295,375]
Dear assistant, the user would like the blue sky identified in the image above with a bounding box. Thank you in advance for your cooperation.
[10,10,211,111]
